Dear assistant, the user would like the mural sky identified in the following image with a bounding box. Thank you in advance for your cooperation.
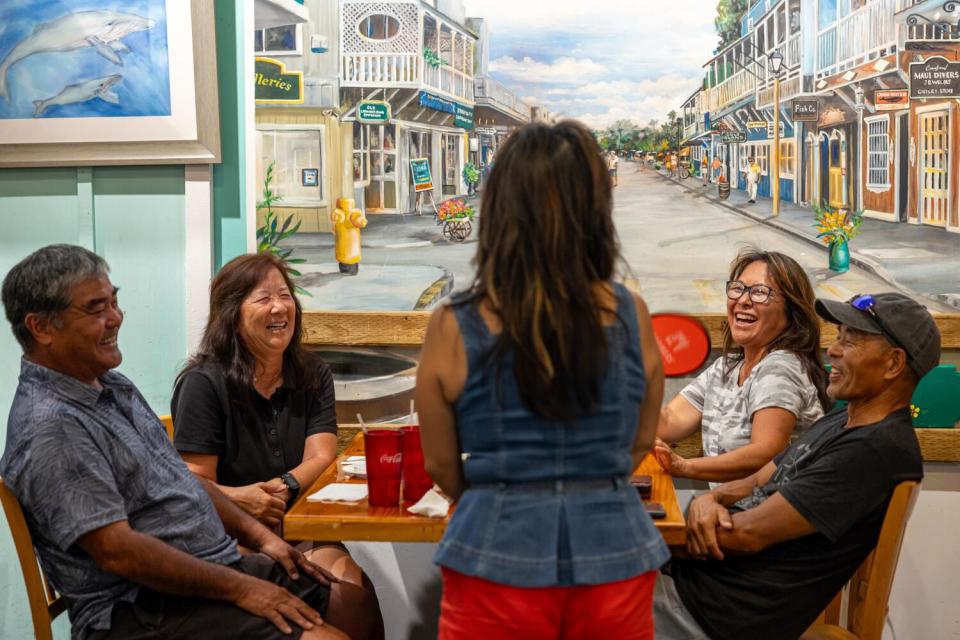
[461,0,718,128]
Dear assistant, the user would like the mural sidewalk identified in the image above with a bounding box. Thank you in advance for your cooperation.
[296,262,453,311]
[658,170,960,311]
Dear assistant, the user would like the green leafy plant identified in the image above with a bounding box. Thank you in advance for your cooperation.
[813,204,864,245]
[462,162,480,185]
[256,162,309,296]
[423,47,443,69]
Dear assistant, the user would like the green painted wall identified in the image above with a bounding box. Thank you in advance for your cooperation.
[0,166,187,640]
[213,0,249,269]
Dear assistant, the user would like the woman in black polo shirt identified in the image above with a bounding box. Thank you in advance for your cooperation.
[171,253,382,633]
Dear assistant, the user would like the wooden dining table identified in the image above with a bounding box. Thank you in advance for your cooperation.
[284,432,686,546]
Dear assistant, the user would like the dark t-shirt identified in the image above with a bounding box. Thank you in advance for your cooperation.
[171,358,337,487]
[673,407,922,640]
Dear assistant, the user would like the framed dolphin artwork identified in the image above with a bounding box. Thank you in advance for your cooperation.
[0,0,219,166]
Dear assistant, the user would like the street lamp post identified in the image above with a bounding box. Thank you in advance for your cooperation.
[854,84,865,212]
[769,49,784,217]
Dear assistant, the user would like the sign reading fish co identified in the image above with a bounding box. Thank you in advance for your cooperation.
[792,99,819,122]
[910,56,960,99]
[357,100,391,123]
[255,57,303,104]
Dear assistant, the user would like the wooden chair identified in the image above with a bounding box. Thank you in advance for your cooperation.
[0,478,67,640]
[159,414,174,440]
[801,480,921,640]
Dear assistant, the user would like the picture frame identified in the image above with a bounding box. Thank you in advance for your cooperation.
[0,0,220,167]
[302,168,319,187]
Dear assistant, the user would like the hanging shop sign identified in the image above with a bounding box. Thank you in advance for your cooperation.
[410,157,434,192]
[745,120,788,141]
[475,126,497,135]
[357,100,391,123]
[254,57,303,104]
[910,56,960,99]
[720,131,746,143]
[874,89,909,111]
[418,91,475,130]
[792,99,819,122]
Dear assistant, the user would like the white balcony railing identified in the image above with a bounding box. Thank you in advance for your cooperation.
[756,75,802,110]
[341,53,420,85]
[705,68,755,114]
[476,76,530,121]
[818,0,897,77]
[424,63,474,102]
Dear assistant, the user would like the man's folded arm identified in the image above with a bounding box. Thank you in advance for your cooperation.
[717,492,817,554]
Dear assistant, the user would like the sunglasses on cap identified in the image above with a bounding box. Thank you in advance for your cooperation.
[848,294,914,369]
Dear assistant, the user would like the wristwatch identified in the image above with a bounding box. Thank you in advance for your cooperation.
[280,472,301,505]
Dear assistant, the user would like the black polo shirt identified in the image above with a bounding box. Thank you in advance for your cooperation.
[171,360,337,487]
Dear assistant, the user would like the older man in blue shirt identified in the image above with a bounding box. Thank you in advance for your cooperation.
[1,245,375,640]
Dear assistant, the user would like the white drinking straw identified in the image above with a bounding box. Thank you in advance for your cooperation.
[356,413,367,434]
[408,399,415,425]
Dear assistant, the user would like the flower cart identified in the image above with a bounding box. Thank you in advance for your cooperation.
[436,198,476,243]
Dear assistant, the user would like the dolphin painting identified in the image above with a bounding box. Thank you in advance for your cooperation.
[32,74,123,117]
[0,11,155,102]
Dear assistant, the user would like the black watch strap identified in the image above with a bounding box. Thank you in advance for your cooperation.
[281,472,301,503]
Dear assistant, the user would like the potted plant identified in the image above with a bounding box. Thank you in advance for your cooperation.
[436,197,476,243]
[462,162,480,195]
[813,204,864,273]
[256,162,309,294]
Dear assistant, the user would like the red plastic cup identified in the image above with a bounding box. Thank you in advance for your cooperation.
[401,426,433,504]
[364,429,403,507]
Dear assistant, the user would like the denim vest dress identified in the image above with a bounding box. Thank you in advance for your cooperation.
[434,283,670,587]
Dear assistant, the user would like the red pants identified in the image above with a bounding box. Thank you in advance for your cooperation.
[438,568,656,640]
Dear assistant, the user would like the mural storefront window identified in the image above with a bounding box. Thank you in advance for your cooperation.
[867,117,890,188]
[442,134,459,197]
[255,25,301,55]
[363,123,397,211]
[258,127,325,206]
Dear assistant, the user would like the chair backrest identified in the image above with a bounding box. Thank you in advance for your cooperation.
[834,480,921,640]
[159,414,174,441]
[0,478,66,640]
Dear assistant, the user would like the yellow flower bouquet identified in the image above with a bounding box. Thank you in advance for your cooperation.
[813,205,863,245]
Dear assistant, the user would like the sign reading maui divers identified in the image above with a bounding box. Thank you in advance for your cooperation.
[792,99,819,122]
[255,57,303,104]
[357,100,391,123]
[418,91,474,130]
[910,56,960,99]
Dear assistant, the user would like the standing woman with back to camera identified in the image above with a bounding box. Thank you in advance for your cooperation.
[415,120,668,640]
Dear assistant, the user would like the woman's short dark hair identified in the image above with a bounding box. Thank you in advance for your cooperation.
[2,244,109,351]
[459,120,620,420]
[722,248,831,411]
[178,253,319,403]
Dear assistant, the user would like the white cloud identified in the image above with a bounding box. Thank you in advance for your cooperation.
[490,56,606,84]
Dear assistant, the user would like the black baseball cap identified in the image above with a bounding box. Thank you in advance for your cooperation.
[815,293,942,380]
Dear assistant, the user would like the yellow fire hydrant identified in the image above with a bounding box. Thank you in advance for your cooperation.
[330,197,367,275]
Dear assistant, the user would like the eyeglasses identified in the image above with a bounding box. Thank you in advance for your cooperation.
[848,294,911,366]
[726,280,775,304]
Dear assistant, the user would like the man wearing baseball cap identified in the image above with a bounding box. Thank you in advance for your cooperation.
[653,292,940,640]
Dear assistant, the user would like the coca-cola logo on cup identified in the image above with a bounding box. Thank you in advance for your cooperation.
[380,453,402,465]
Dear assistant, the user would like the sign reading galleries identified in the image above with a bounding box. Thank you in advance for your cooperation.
[255,57,303,104]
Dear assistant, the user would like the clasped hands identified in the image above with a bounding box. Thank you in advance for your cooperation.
[684,492,733,561]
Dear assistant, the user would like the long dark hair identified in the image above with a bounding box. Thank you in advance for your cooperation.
[177,253,319,403]
[458,120,620,420]
[722,249,831,411]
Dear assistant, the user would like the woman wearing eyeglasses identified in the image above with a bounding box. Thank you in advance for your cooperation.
[654,249,831,486]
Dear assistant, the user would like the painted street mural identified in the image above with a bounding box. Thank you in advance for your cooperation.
[256,0,960,316]
[0,0,170,119]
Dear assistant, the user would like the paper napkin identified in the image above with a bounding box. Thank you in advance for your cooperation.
[306,483,368,503]
[406,488,451,518]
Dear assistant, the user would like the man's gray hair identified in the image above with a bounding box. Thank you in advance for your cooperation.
[2,244,110,351]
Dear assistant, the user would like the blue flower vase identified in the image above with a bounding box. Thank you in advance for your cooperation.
[829,240,850,273]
